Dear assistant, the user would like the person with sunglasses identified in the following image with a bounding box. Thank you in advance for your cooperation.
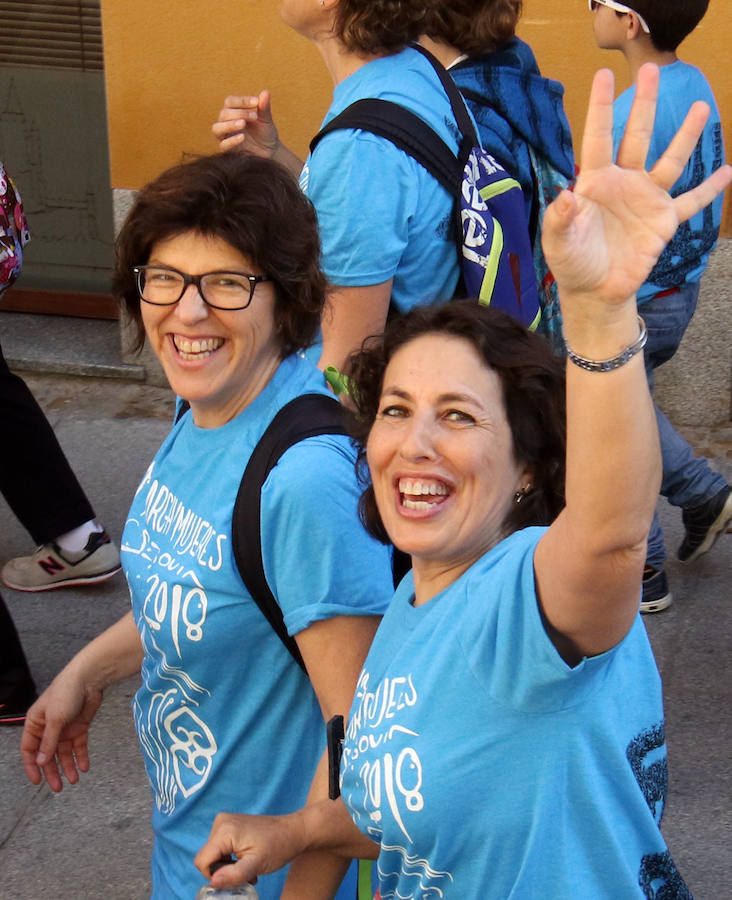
[19,152,394,900]
[589,0,730,613]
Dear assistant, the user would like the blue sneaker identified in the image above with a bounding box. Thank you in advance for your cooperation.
[641,566,672,614]
[678,485,732,564]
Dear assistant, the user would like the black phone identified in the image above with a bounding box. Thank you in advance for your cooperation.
[326,714,345,800]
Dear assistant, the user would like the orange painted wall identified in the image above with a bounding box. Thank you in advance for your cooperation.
[101,0,731,231]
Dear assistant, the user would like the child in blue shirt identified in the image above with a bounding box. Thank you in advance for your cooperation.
[590,0,731,613]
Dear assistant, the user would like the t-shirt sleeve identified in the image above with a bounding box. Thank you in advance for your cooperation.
[458,529,625,714]
[305,130,421,287]
[260,432,394,636]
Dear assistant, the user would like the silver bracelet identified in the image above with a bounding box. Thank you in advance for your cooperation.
[564,316,647,373]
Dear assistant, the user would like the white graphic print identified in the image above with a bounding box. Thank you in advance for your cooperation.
[124,462,225,813]
[343,669,453,898]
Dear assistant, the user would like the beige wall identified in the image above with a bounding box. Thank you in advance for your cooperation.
[101,0,731,232]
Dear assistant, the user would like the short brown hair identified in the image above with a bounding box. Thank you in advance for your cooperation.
[114,152,326,355]
[347,301,566,544]
[332,0,428,55]
[421,0,522,56]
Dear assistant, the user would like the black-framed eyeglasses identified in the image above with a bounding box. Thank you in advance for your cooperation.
[133,265,270,311]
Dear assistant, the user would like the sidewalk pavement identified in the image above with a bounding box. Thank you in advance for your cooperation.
[0,373,730,900]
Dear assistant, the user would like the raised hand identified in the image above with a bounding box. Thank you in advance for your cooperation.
[542,64,732,308]
[212,89,280,157]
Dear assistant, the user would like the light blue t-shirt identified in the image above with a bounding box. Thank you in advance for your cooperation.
[121,354,393,900]
[341,528,692,899]
[613,60,724,302]
[300,46,462,359]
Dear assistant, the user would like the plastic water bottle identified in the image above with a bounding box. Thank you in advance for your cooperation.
[195,856,259,899]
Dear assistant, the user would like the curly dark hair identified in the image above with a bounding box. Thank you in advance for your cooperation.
[332,0,428,55]
[421,0,522,55]
[623,0,709,52]
[113,152,326,356]
[347,301,566,545]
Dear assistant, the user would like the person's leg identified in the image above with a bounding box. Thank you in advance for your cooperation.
[641,284,730,598]
[0,343,121,591]
[0,342,95,543]
[640,285,697,612]
[0,591,36,725]
[643,284,727,505]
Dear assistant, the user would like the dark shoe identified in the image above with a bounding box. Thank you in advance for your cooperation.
[678,485,732,564]
[641,566,672,614]
[0,681,37,726]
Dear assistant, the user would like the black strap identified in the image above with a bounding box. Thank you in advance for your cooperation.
[310,98,460,197]
[232,393,349,673]
[409,43,479,150]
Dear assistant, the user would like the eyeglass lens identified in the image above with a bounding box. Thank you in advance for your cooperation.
[137,267,256,309]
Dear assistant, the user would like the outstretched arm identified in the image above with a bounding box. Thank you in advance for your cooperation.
[194,615,382,896]
[535,65,732,660]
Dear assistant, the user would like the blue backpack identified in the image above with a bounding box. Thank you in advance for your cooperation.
[310,44,541,331]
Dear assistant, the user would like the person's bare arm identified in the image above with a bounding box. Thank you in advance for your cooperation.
[21,611,143,791]
[535,65,732,661]
[319,281,393,373]
[195,615,381,896]
[212,89,304,177]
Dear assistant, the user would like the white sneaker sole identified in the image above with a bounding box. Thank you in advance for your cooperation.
[679,492,732,564]
[640,592,673,614]
[2,565,122,593]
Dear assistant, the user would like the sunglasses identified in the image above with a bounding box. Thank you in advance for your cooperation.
[588,0,650,33]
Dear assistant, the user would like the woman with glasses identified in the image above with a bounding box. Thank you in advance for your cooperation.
[19,152,393,900]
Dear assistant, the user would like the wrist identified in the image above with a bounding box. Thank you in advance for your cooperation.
[565,316,647,372]
[270,138,286,162]
[560,297,641,361]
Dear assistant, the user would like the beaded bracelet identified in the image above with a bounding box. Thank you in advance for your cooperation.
[564,316,647,373]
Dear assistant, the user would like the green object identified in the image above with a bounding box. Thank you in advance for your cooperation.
[357,859,374,900]
[324,366,353,398]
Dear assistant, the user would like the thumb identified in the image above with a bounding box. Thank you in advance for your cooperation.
[210,856,259,890]
[541,188,579,259]
[545,188,578,232]
[258,89,274,123]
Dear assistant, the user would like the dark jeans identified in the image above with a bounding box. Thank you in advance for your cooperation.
[0,341,94,545]
[0,590,34,697]
[642,283,727,569]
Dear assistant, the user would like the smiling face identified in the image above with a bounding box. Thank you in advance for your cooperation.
[141,230,282,428]
[366,333,530,595]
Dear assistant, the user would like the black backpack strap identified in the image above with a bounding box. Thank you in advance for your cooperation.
[409,42,480,178]
[232,393,349,673]
[310,97,460,197]
[174,399,190,424]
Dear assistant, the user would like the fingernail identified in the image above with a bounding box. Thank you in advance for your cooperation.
[36,753,47,764]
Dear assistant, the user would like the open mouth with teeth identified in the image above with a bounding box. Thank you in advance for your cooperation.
[398,477,451,511]
[173,335,224,361]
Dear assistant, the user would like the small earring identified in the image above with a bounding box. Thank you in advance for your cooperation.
[514,484,532,504]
